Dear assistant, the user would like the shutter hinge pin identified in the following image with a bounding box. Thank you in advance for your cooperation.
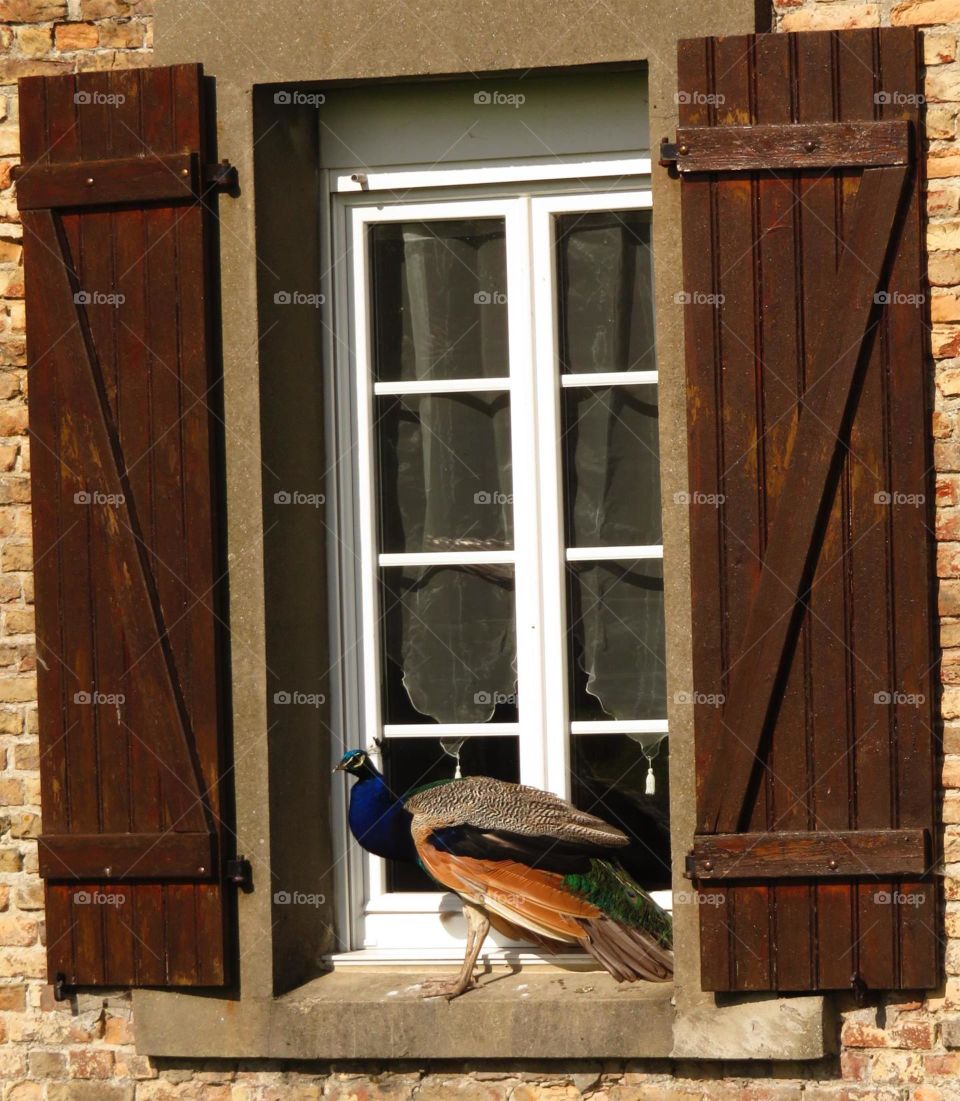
[850,972,869,1006]
[203,159,239,194]
[53,973,71,1002]
[659,137,680,168]
[226,856,253,891]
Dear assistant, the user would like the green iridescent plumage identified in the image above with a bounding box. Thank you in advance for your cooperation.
[564,859,673,949]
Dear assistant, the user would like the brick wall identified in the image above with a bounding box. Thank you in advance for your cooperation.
[1,0,960,1097]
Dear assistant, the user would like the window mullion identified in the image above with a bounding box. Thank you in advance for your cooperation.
[530,196,572,800]
[506,197,551,793]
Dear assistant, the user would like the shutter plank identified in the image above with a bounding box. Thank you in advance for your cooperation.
[173,62,229,985]
[754,30,816,993]
[713,33,773,992]
[793,27,859,994]
[679,32,734,992]
[879,25,939,992]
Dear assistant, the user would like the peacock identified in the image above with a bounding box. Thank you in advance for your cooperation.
[335,748,673,998]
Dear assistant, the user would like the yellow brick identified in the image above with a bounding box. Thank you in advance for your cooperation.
[3,608,34,636]
[926,65,960,103]
[928,105,958,139]
[780,4,879,30]
[97,19,143,47]
[2,543,32,572]
[14,24,53,58]
[893,0,960,24]
[0,676,35,703]
[926,32,956,63]
[0,915,37,947]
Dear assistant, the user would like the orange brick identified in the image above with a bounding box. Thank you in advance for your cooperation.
[54,22,98,50]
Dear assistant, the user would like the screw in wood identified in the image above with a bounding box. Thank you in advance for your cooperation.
[180,167,190,178]
[678,144,690,156]
[198,866,206,874]
[703,860,714,871]
[828,859,838,870]
[84,177,94,186]
[804,140,818,153]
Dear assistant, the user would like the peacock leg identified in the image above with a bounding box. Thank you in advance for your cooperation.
[420,901,490,1000]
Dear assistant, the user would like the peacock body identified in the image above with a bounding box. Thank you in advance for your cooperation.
[336,750,673,997]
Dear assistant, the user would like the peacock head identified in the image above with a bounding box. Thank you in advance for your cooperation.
[333,748,380,779]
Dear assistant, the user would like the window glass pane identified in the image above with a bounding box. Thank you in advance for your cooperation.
[383,736,520,891]
[568,559,665,721]
[377,392,513,554]
[571,734,670,890]
[556,210,655,374]
[370,219,508,382]
[381,566,517,724]
[562,384,660,547]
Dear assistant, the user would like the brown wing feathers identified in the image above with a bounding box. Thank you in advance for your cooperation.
[407,778,674,983]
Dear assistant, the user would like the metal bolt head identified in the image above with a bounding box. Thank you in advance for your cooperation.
[678,143,690,156]
[703,859,714,871]
[828,859,838,870]
[198,865,206,874]
[103,866,112,876]
[804,140,818,153]
[180,167,190,178]
[84,177,94,186]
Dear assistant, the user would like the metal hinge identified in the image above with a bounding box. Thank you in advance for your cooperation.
[53,972,71,1002]
[203,159,238,193]
[659,137,680,167]
[225,856,253,890]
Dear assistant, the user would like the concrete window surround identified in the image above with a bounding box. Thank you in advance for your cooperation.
[135,0,833,1062]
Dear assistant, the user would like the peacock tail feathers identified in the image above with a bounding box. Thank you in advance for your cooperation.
[564,859,673,949]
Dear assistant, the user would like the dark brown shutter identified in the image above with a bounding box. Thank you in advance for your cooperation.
[674,28,938,993]
[17,65,232,987]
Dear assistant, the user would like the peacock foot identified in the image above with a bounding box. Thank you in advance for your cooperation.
[418,975,476,1000]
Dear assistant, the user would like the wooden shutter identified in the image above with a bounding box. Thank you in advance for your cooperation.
[674,28,938,992]
[17,65,232,987]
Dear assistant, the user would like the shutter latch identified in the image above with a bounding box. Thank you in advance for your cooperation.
[225,855,253,891]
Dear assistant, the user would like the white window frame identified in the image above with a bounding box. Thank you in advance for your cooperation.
[326,160,668,965]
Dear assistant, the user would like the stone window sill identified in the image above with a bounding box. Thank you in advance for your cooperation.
[132,969,831,1061]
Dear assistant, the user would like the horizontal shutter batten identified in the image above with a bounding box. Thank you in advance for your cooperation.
[671,120,911,171]
[38,832,215,880]
[16,152,200,209]
[689,829,929,880]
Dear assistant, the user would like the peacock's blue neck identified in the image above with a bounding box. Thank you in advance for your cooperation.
[347,771,418,864]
